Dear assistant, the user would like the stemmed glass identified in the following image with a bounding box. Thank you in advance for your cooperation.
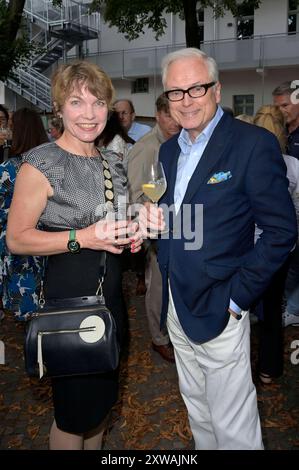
[142,161,167,205]
[142,161,168,234]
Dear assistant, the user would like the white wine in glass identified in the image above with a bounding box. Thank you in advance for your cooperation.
[142,161,167,204]
[141,161,168,234]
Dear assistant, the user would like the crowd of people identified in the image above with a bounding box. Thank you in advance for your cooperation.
[0,47,298,450]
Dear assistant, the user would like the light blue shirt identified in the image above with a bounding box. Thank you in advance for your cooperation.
[128,121,151,142]
[173,106,241,315]
[174,106,223,212]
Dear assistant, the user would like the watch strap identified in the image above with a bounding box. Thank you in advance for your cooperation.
[69,228,76,241]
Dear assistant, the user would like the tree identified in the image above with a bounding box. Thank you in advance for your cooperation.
[90,0,263,48]
[0,0,30,81]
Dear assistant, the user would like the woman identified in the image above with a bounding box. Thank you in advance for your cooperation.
[0,108,48,321]
[6,61,143,450]
[253,105,299,384]
[97,110,135,171]
[0,104,10,163]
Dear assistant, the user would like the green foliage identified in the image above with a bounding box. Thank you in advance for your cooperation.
[0,0,44,81]
[90,0,263,44]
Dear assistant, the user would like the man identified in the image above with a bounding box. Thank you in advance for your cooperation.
[114,99,151,142]
[273,81,299,328]
[114,99,151,296]
[48,116,64,141]
[127,94,180,363]
[273,81,299,160]
[140,48,297,449]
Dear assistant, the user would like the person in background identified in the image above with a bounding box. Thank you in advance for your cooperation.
[221,106,234,116]
[0,104,10,163]
[114,99,151,142]
[272,83,299,328]
[97,110,134,172]
[48,116,64,141]
[0,104,12,320]
[0,108,49,322]
[253,105,299,383]
[139,47,297,449]
[235,114,254,124]
[113,100,151,294]
[6,61,143,450]
[272,81,299,160]
[127,93,180,363]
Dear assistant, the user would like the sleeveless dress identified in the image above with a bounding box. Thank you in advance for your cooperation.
[22,142,127,433]
[0,157,43,320]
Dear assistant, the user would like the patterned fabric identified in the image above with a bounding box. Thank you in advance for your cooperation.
[104,134,131,172]
[0,157,44,321]
[22,142,127,229]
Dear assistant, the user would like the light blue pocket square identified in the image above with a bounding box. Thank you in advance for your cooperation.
[207,171,232,184]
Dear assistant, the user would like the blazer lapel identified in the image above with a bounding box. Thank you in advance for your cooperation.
[182,113,234,206]
[164,142,181,207]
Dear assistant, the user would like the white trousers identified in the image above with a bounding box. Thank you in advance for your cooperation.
[167,289,264,450]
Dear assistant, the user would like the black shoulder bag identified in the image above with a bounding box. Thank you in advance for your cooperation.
[24,252,119,379]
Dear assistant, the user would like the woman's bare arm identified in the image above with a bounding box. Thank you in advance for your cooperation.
[7,163,143,256]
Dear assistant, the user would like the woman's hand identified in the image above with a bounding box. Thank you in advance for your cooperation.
[138,203,166,238]
[78,219,143,254]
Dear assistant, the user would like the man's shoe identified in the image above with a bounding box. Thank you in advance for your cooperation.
[152,342,175,363]
[282,310,299,327]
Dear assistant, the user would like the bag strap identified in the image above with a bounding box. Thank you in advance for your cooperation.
[38,154,112,307]
[96,251,106,297]
[100,153,116,216]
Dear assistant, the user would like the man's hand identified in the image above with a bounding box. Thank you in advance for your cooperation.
[138,202,166,238]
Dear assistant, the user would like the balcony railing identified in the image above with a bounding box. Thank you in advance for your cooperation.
[65,32,299,78]
[24,0,100,32]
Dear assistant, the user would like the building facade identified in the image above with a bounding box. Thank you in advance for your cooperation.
[1,0,299,118]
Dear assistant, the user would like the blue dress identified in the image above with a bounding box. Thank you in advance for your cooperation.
[0,157,44,320]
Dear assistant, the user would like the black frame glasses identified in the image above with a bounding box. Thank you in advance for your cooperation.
[164,82,216,102]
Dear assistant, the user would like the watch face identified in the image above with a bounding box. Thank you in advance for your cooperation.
[67,240,80,253]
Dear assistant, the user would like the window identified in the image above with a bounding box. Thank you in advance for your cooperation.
[233,94,254,116]
[131,78,149,94]
[196,4,204,43]
[236,3,254,39]
[288,0,299,34]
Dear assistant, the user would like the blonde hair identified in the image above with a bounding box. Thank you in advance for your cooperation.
[235,114,254,124]
[253,105,287,152]
[51,61,115,113]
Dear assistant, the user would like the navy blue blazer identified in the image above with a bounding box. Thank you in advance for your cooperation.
[158,112,298,343]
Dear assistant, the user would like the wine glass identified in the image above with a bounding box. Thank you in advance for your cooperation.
[142,161,168,234]
[142,161,167,205]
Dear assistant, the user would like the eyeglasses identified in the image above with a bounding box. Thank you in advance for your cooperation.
[164,82,216,102]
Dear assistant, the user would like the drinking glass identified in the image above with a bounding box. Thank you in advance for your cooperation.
[142,161,167,205]
[142,161,168,234]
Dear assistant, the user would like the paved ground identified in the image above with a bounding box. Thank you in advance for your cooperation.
[0,271,298,450]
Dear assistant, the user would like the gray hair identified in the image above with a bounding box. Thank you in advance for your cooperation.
[272,81,293,96]
[161,48,219,88]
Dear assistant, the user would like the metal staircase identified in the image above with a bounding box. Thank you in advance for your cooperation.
[6,68,52,112]
[6,0,100,111]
